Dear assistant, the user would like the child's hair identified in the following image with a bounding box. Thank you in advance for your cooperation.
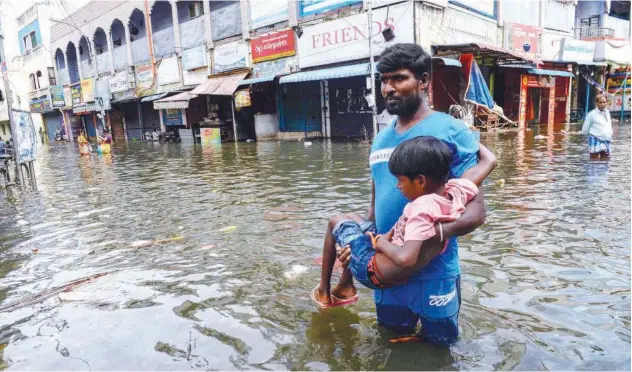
[388,136,452,183]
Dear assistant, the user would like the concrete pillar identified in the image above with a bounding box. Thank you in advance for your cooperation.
[124,23,134,66]
[107,31,115,73]
[170,1,182,54]
[288,0,298,27]
[203,0,213,48]
[75,43,83,80]
[240,0,251,39]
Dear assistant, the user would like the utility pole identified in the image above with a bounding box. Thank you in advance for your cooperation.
[367,0,378,137]
[0,19,22,185]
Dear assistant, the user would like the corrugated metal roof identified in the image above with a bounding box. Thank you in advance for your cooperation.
[527,69,575,77]
[433,43,543,65]
[239,75,277,85]
[432,57,462,67]
[140,92,168,102]
[191,71,249,96]
[279,62,377,84]
[154,92,197,110]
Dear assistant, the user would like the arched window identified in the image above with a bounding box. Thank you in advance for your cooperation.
[29,73,36,90]
[36,71,43,90]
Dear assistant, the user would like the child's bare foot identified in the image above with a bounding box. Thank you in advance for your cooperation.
[311,285,333,307]
[331,282,357,300]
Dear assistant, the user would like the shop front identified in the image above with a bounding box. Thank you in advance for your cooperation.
[109,70,135,142]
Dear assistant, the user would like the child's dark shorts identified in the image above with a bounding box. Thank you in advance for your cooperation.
[332,220,382,290]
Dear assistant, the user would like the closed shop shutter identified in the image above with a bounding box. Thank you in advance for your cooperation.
[85,114,97,138]
[43,112,62,142]
[121,102,142,141]
[141,101,161,132]
[329,77,373,138]
[280,81,322,132]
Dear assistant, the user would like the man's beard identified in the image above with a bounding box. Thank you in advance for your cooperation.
[385,92,422,118]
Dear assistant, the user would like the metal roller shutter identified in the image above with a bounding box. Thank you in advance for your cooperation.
[280,81,322,132]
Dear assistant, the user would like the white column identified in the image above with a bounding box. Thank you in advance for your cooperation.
[124,23,134,66]
[203,0,213,48]
[75,44,83,80]
[170,1,182,54]
[107,31,115,73]
[240,0,251,39]
[288,0,298,27]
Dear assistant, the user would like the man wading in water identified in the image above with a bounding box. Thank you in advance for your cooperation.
[316,43,490,346]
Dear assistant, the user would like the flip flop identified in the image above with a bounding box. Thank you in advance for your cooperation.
[389,335,424,344]
[310,286,359,309]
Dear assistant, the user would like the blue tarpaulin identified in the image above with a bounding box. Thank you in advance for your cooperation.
[461,54,494,109]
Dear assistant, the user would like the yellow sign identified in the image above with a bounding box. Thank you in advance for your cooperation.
[234,89,251,108]
[200,127,221,145]
[80,78,95,102]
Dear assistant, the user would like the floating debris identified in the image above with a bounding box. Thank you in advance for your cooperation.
[534,135,547,140]
[131,236,184,248]
[283,265,309,280]
[496,179,506,187]
[217,226,237,233]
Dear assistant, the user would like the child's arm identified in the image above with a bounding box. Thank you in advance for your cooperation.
[460,143,497,186]
[374,236,423,270]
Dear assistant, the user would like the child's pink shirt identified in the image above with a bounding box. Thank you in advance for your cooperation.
[390,179,479,247]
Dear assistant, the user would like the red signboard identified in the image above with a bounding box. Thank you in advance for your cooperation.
[251,30,296,63]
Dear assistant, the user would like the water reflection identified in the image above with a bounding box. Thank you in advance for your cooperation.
[0,123,629,370]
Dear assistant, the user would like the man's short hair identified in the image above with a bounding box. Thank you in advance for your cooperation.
[377,43,432,80]
[388,136,452,184]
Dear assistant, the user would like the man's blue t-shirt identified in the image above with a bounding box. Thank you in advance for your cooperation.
[369,112,478,280]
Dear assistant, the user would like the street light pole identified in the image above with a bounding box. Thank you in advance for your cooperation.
[367,0,378,137]
[0,19,23,185]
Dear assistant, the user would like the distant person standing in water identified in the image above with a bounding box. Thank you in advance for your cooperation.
[582,94,613,160]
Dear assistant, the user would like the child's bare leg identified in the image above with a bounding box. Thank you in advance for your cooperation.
[314,214,351,305]
[331,213,367,299]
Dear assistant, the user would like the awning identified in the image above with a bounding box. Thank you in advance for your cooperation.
[154,92,198,110]
[432,43,542,65]
[191,71,249,96]
[141,92,168,102]
[279,62,378,84]
[73,103,98,114]
[239,75,277,86]
[432,57,462,67]
[526,69,574,78]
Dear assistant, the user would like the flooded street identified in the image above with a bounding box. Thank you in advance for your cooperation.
[0,123,629,370]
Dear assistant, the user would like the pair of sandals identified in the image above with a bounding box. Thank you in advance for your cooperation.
[310,285,358,309]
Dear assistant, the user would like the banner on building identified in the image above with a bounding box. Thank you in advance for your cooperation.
[504,22,542,60]
[210,1,242,41]
[109,71,129,93]
[183,67,208,86]
[298,1,414,68]
[11,110,37,164]
[158,57,180,86]
[183,45,207,70]
[200,127,221,145]
[71,85,82,105]
[214,41,249,73]
[136,64,154,89]
[234,89,252,107]
[50,85,65,107]
[80,78,95,102]
[29,97,52,113]
[299,0,361,17]
[251,30,296,63]
[250,0,288,29]
[559,39,595,63]
[163,109,183,126]
[253,57,295,78]
[64,87,73,107]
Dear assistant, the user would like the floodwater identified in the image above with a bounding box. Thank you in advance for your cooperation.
[0,123,629,370]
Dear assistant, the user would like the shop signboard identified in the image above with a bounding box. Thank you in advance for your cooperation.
[214,41,249,73]
[210,1,242,41]
[80,78,95,102]
[12,110,37,163]
[64,87,73,107]
[50,85,65,107]
[234,89,251,107]
[610,93,631,112]
[504,22,542,60]
[250,0,288,29]
[163,109,183,126]
[200,127,221,145]
[559,38,595,63]
[299,0,361,17]
[71,85,82,105]
[251,30,296,63]
[182,45,207,70]
[518,75,528,126]
[158,57,180,86]
[183,68,208,86]
[136,64,154,89]
[109,70,129,93]
[526,75,555,88]
[297,1,414,68]
[29,97,52,113]
[252,57,295,78]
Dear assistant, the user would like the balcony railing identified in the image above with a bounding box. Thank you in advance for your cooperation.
[152,27,176,59]
[112,47,127,71]
[28,86,50,100]
[131,38,150,65]
[577,27,616,39]
[96,52,111,74]
[180,16,205,50]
